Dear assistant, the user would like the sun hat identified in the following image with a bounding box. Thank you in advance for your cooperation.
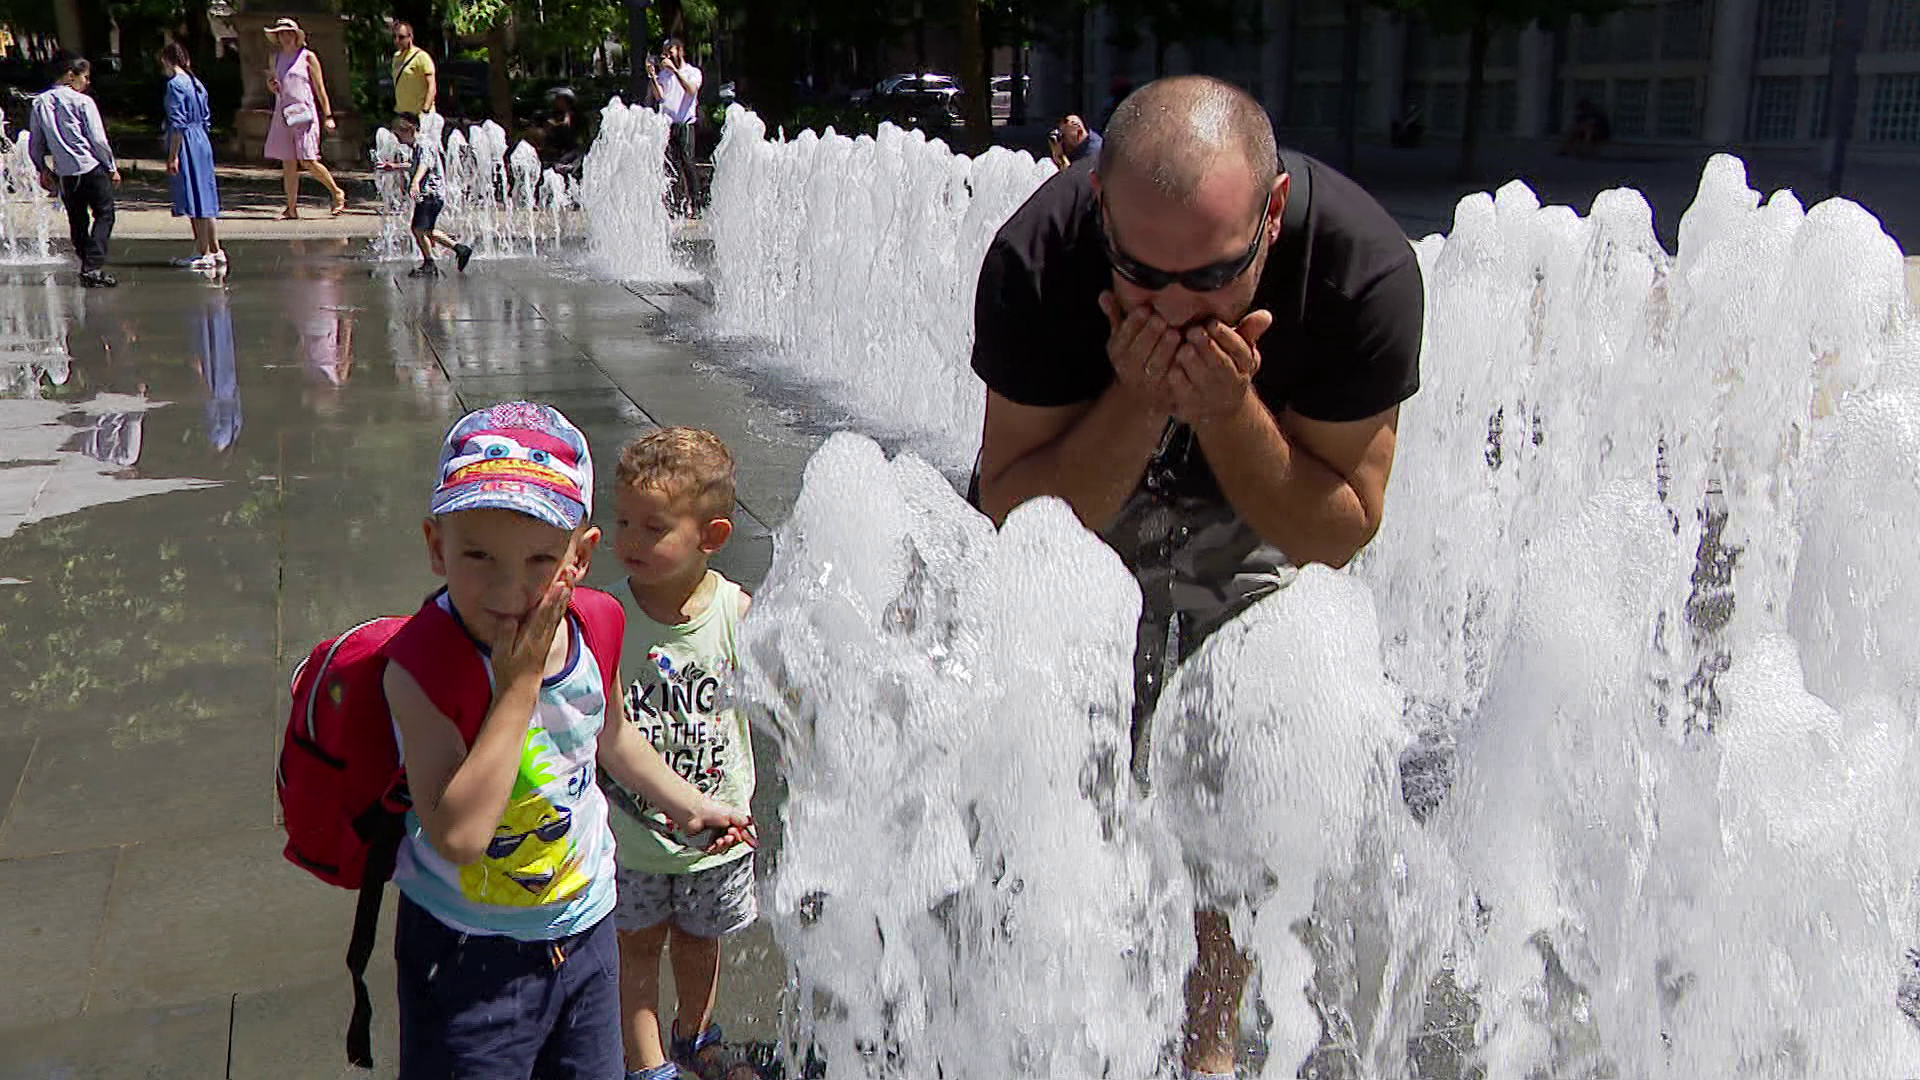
[263,18,305,37]
[430,401,594,531]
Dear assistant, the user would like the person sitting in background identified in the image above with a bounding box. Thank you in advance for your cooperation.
[1048,114,1102,172]
[541,87,589,176]
[1560,98,1610,158]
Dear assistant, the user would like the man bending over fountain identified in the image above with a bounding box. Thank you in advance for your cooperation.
[970,74,1423,1080]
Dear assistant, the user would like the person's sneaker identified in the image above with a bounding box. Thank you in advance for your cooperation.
[80,270,117,288]
[454,243,474,272]
[187,254,220,271]
[407,262,441,278]
[211,250,229,266]
[169,255,201,267]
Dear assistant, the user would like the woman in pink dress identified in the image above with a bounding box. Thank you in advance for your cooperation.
[263,18,347,218]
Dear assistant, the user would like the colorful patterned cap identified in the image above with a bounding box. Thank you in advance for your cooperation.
[431,401,593,530]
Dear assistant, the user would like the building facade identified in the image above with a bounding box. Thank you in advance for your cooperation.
[1029,0,1920,159]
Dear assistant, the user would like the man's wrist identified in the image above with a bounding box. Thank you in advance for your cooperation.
[1191,384,1267,432]
[1105,377,1171,424]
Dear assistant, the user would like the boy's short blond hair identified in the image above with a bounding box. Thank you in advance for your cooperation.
[614,428,736,520]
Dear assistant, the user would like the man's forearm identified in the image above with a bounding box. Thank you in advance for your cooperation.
[1196,394,1372,568]
[981,384,1166,532]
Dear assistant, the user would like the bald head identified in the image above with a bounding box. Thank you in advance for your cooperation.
[1097,75,1279,210]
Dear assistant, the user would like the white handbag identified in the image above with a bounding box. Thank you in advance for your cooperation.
[282,101,315,127]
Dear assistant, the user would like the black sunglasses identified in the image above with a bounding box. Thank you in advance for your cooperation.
[1099,193,1273,292]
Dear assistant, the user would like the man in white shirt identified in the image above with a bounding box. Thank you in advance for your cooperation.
[27,54,121,287]
[646,37,703,215]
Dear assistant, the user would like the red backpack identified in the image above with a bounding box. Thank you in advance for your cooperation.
[276,586,626,1067]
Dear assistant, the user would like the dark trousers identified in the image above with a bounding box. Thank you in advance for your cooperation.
[394,895,623,1080]
[666,121,701,215]
[58,167,115,272]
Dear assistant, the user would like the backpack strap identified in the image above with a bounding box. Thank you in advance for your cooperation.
[345,591,490,1068]
[387,592,496,742]
[569,586,627,705]
[345,807,403,1068]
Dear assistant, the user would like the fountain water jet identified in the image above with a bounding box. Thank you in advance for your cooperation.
[1,116,58,263]
[579,97,683,281]
[370,112,578,261]
[740,154,1920,1077]
[705,106,1055,470]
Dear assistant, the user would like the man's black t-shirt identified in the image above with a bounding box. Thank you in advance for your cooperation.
[971,151,1423,500]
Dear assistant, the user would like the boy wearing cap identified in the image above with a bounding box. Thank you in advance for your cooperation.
[383,400,754,1079]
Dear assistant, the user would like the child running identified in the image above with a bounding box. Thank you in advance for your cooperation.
[385,113,471,277]
[383,401,753,1079]
[605,428,760,1080]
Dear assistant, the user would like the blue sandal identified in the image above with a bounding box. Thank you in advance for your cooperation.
[671,1023,729,1079]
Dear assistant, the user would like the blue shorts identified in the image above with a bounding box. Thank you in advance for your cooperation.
[411,196,444,233]
[395,894,622,1080]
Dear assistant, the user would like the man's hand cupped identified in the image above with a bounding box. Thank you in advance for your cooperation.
[1170,310,1271,424]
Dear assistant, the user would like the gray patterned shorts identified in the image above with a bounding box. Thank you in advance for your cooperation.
[613,854,759,938]
[1103,469,1297,787]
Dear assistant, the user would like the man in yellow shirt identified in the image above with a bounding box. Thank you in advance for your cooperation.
[391,20,436,117]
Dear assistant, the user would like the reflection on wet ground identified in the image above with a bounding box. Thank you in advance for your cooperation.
[0,240,811,1078]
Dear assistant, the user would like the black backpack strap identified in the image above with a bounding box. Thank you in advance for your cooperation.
[345,807,405,1068]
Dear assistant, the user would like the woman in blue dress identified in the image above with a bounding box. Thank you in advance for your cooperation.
[161,42,224,269]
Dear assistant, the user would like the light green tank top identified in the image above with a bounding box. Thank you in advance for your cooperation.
[606,571,756,874]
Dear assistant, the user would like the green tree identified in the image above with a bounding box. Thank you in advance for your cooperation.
[1373,0,1631,179]
[448,0,516,122]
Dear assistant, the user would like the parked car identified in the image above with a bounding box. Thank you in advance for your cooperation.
[855,72,963,126]
[991,74,1029,123]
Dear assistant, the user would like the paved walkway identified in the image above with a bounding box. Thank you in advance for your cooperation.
[0,241,816,1078]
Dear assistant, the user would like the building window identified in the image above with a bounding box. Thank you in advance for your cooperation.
[1573,17,1612,63]
[1432,82,1464,132]
[1809,0,1835,54]
[1613,78,1651,138]
[1662,0,1707,60]
[1616,5,1659,61]
[1749,75,1801,140]
[1488,27,1520,68]
[1288,82,1326,129]
[1866,73,1920,142]
[1295,24,1346,75]
[1656,78,1699,138]
[1493,80,1519,133]
[1884,0,1920,50]
[1760,0,1810,57]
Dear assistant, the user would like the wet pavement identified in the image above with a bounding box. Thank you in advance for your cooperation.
[0,239,812,1079]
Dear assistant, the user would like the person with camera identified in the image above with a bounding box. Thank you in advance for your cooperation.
[1047,114,1101,172]
[646,37,703,216]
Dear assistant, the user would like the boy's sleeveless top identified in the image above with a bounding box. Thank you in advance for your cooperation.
[606,571,755,875]
[390,592,617,940]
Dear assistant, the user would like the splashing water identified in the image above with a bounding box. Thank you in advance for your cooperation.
[706,106,1055,469]
[370,113,576,262]
[0,116,57,264]
[741,155,1920,1077]
[580,98,684,281]
[737,435,1196,1080]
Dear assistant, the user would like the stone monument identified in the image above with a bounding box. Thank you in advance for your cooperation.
[228,0,363,162]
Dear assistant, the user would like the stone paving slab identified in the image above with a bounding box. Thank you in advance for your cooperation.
[0,997,233,1080]
[0,846,120,1027]
[0,707,274,860]
[87,826,358,1014]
